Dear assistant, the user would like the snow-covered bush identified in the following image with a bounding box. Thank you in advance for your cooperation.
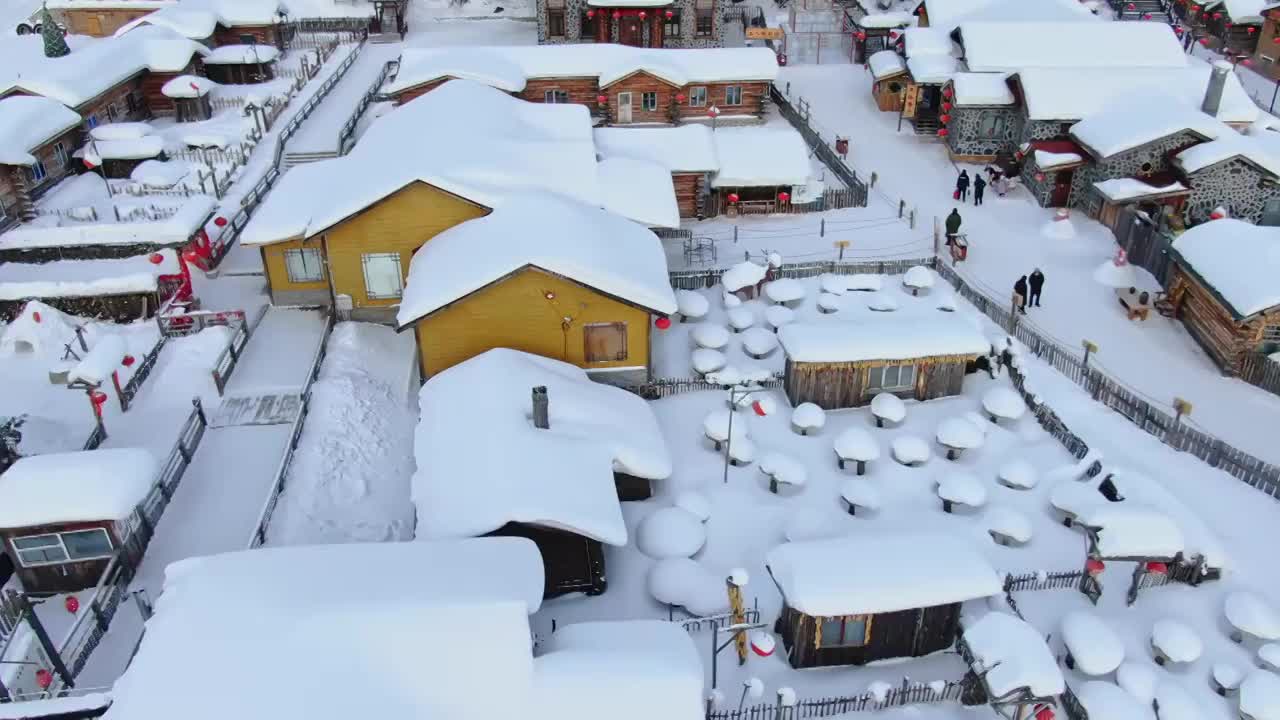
[1061,611,1124,676]
[723,290,742,308]
[759,452,807,494]
[867,292,899,312]
[675,289,709,322]
[818,293,841,314]
[871,392,906,428]
[903,266,934,296]
[1260,643,1280,673]
[936,472,986,512]
[982,386,1027,423]
[784,508,842,542]
[777,688,797,708]
[711,367,772,389]
[985,506,1032,546]
[765,278,805,306]
[692,323,730,350]
[1151,619,1202,665]
[840,478,881,516]
[936,417,985,460]
[820,273,881,295]
[675,491,712,522]
[722,261,767,293]
[834,427,879,474]
[1117,662,1158,705]
[637,507,707,559]
[703,410,746,451]
[791,403,826,436]
[997,459,1038,490]
[727,307,755,332]
[647,557,728,616]
[891,435,931,466]
[936,294,956,312]
[692,348,727,375]
[765,305,795,331]
[741,327,779,359]
[1226,591,1280,644]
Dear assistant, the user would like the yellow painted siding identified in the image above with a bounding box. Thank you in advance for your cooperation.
[413,267,652,378]
[322,182,488,309]
[261,238,329,298]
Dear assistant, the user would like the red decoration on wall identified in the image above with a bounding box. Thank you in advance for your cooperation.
[939,113,950,123]
[777,191,790,203]
[31,311,41,323]
[213,216,227,227]
[64,596,80,614]
[587,8,595,17]
[1248,25,1256,32]
[1126,2,1135,8]
[1213,11,1222,18]
[1143,13,1152,18]
[122,355,135,367]
[937,128,949,137]
[1244,57,1254,65]
[942,86,953,98]
[941,101,952,112]
[665,9,673,18]
[35,670,52,690]
[855,31,866,41]
[675,93,686,102]
[727,192,740,203]
[612,9,621,17]
[1086,558,1106,574]
[1200,37,1210,45]
[638,10,646,19]
[1273,34,1280,42]
[655,316,671,330]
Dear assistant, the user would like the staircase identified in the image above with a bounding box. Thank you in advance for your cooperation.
[1111,0,1175,24]
[912,115,939,136]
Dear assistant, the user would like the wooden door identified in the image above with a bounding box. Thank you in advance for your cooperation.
[619,16,643,46]
[616,92,633,124]
[1050,169,1073,207]
[86,15,103,35]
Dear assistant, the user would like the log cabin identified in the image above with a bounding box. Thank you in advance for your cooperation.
[394,192,676,384]
[160,74,215,121]
[1018,140,1088,208]
[0,193,215,263]
[1252,4,1280,76]
[1167,219,1280,374]
[201,44,278,84]
[900,27,958,136]
[412,349,673,597]
[766,533,1002,668]
[0,96,83,225]
[535,0,726,47]
[48,0,171,37]
[0,249,192,322]
[1195,0,1263,58]
[778,317,989,410]
[960,613,1064,715]
[867,50,908,112]
[382,44,778,127]
[595,125,719,218]
[241,80,678,325]
[0,448,157,594]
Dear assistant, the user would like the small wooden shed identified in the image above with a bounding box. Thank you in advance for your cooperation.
[202,44,279,84]
[778,318,990,410]
[867,50,909,112]
[766,533,1002,668]
[0,448,157,594]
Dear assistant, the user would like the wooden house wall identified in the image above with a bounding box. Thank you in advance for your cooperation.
[518,76,600,107]
[872,75,908,112]
[9,127,84,206]
[0,290,161,323]
[213,24,281,48]
[0,167,19,222]
[0,240,182,264]
[1168,263,1277,374]
[603,72,680,125]
[784,357,970,410]
[1254,15,1280,75]
[54,7,157,37]
[487,522,607,597]
[673,172,704,218]
[674,80,768,121]
[392,78,450,105]
[777,603,962,669]
[412,265,652,379]
[141,61,201,115]
[0,519,120,594]
[76,75,149,125]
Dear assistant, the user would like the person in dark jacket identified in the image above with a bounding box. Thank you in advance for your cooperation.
[944,208,962,245]
[1013,275,1028,314]
[1028,268,1045,306]
[956,170,970,201]
[973,175,986,206]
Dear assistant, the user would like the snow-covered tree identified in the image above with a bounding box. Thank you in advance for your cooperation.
[890,435,931,466]
[675,289,709,322]
[727,307,755,332]
[692,322,730,350]
[741,327,778,359]
[936,473,986,513]
[637,507,706,559]
[840,478,881,516]
[985,506,1032,546]
[982,386,1027,424]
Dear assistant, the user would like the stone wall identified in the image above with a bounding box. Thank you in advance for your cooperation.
[536,0,726,47]
[1184,157,1280,225]
[1019,116,1072,145]
[1019,156,1056,207]
[945,106,1020,159]
[1068,130,1205,208]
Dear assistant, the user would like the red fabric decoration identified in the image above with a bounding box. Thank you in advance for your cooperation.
[937,128,949,137]
[597,94,608,104]
[122,355,135,367]
[213,216,228,227]
[1146,561,1168,574]
[751,400,768,417]
[90,390,108,405]
[148,253,165,264]
[82,157,97,170]
[35,669,52,690]
[727,192,740,203]
[939,113,951,123]
[612,9,620,17]
[777,191,790,203]
[1086,558,1105,574]
[675,93,686,102]
[665,9,673,18]
[654,316,671,330]
[65,596,80,614]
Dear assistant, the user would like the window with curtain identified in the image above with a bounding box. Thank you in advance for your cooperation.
[664,9,680,36]
[642,92,658,111]
[866,363,916,392]
[977,113,1007,139]
[688,86,707,106]
[361,252,403,299]
[284,248,324,283]
[724,85,742,105]
[546,0,566,37]
[819,616,871,648]
[544,89,569,103]
[695,0,713,36]
[583,322,628,362]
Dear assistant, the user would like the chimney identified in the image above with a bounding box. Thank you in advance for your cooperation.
[532,386,549,429]
[1202,61,1232,117]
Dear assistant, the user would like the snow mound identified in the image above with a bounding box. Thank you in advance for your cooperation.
[1062,611,1124,676]
[728,436,757,464]
[741,327,778,357]
[760,452,807,489]
[964,411,992,436]
[983,386,1027,421]
[727,307,755,331]
[674,491,711,522]
[1152,619,1202,663]
[834,428,880,463]
[866,292,899,312]
[1153,681,1207,720]
[1041,216,1077,240]
[985,506,1032,544]
[1260,643,1280,672]
[637,507,707,559]
[722,261,767,292]
[937,473,986,507]
[692,323,730,349]
[936,294,957,312]
[792,403,826,433]
[820,273,881,295]
[997,459,1038,489]
[965,612,1064,698]
[765,278,805,304]
[722,290,742,308]
[1214,662,1244,691]
[784,508,845,542]
[1078,680,1155,720]
[1241,670,1280,720]
[871,392,906,424]
[1093,257,1138,289]
[733,391,776,413]
[647,557,728,615]
[0,301,77,356]
[1226,592,1280,641]
[675,290,709,320]
[903,266,934,292]
[841,478,882,511]
[711,366,773,387]
[1117,662,1159,704]
[937,417,985,451]
[703,410,747,443]
[818,292,841,312]
[692,348,728,375]
[764,305,795,329]
[891,435,931,465]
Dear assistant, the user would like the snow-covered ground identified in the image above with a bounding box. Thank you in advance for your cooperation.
[286,44,400,156]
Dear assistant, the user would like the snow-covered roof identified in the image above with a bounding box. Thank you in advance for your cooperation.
[868,50,908,80]
[860,11,915,27]
[1079,505,1185,558]
[0,249,180,301]
[243,80,615,245]
[107,539,546,720]
[397,192,675,327]
[0,96,81,167]
[0,448,157,527]
[1092,178,1189,202]
[1034,150,1084,170]
[0,694,111,720]
[161,74,216,98]
[908,54,960,83]
[710,127,810,188]
[778,317,989,363]
[115,7,220,39]
[1061,611,1125,676]
[1172,218,1280,318]
[0,26,206,109]
[596,157,680,228]
[1016,62,1258,124]
[964,612,1064,699]
[387,45,778,96]
[765,532,1001,616]
[960,21,1186,72]
[1070,93,1227,158]
[1210,0,1267,21]
[1077,680,1156,720]
[925,0,1095,33]
[535,621,704,720]
[1175,131,1280,177]
[594,125,719,173]
[904,27,954,57]
[202,44,280,65]
[412,349,671,546]
[0,197,214,250]
[950,72,1013,106]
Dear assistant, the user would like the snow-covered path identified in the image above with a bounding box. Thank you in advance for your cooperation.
[220,306,327,397]
[285,44,399,157]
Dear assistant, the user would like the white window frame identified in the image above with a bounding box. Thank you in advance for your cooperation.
[11,528,115,568]
[53,141,69,169]
[361,252,403,300]
[544,89,569,103]
[283,247,324,283]
[642,91,658,111]
[689,86,707,107]
[725,85,743,106]
[867,363,916,392]
[28,159,47,184]
[86,115,99,130]
[819,615,871,648]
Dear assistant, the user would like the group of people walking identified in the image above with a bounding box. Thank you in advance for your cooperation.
[955,168,1011,207]
[1012,269,1046,314]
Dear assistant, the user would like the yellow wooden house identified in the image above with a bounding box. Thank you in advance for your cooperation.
[394,192,676,383]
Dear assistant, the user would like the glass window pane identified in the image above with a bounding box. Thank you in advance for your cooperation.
[843,616,868,646]
[900,365,916,388]
[362,253,403,299]
[62,529,113,560]
[820,618,844,646]
[13,535,59,550]
[284,249,323,283]
[13,535,67,565]
[882,365,899,387]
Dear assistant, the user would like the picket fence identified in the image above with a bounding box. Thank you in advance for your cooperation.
[709,680,965,720]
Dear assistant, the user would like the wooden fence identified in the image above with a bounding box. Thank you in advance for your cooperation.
[1241,352,1280,396]
[769,86,868,205]
[625,375,784,400]
[669,257,933,291]
[709,680,965,720]
[118,336,166,412]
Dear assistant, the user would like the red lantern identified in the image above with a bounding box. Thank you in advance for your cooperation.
[1244,57,1254,65]
[751,400,769,417]
[182,248,202,267]
[1143,13,1152,18]
[675,93,686,102]
[939,113,951,123]
[64,596,80,614]
[1226,21,1232,26]
[942,86,953,98]
[90,390,108,405]
[149,253,165,265]
[1174,26,1184,34]
[31,311,41,324]
[1014,150,1024,160]
[1200,37,1210,45]
[82,157,97,171]
[937,128,949,137]
[35,669,52,690]
[612,9,620,17]
[665,9,673,18]
[597,94,608,104]
[1146,561,1169,574]
[1086,558,1105,575]
[1213,11,1222,18]
[856,31,867,41]
[1248,25,1256,33]
[1127,2,1135,8]
[638,10,646,19]
[777,191,790,203]
[1034,172,1046,182]
[749,631,776,656]
[1034,705,1055,720]
[727,192,740,203]
[122,354,135,367]
[586,8,595,17]
[941,101,953,112]
[213,216,228,227]
[655,316,671,330]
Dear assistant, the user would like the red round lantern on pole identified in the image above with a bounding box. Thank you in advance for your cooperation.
[941,101,953,112]
[35,669,52,690]
[655,316,672,330]
[727,192,740,203]
[213,216,228,228]
[1145,561,1169,574]
[777,191,790,203]
[148,252,165,265]
[612,9,621,17]
[1086,558,1106,575]
[1126,2,1135,8]
[90,390,108,406]
[1200,37,1210,45]
[638,10,646,19]
[939,113,951,124]
[856,31,866,41]
[665,9,673,18]
[937,128,949,137]
[675,92,686,102]
[1213,11,1222,18]
[587,8,595,17]
[942,86,953,98]
[597,94,608,104]
[64,596,80,614]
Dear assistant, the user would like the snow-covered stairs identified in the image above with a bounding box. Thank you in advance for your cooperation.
[1111,0,1174,23]
[209,393,303,428]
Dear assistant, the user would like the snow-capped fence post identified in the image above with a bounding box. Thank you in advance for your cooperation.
[532,386,549,429]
